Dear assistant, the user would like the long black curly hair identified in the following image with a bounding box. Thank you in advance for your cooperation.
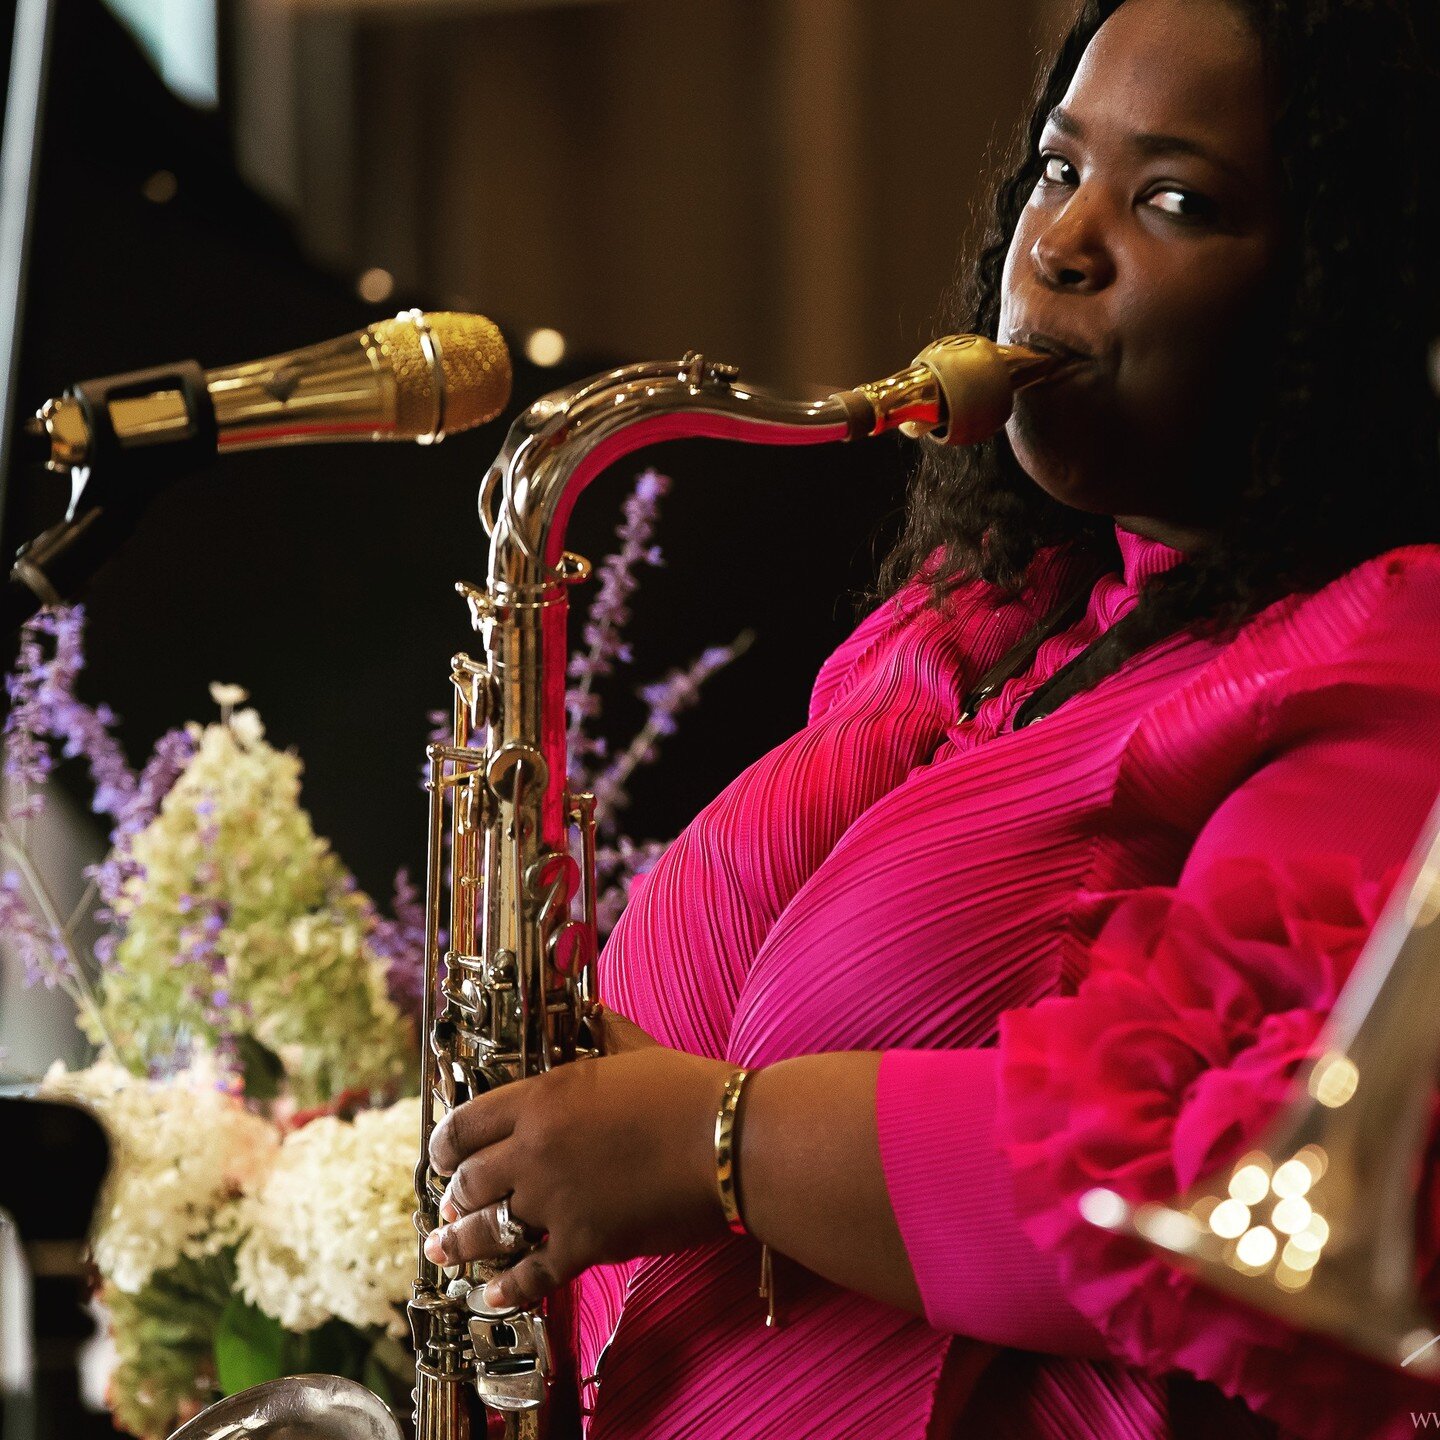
[876,0,1440,717]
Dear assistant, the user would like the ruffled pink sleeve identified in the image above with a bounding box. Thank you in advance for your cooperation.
[998,578,1440,1437]
[997,853,1432,1439]
[879,551,1440,1439]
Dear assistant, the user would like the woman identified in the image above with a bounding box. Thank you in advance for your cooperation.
[425,1,1440,1435]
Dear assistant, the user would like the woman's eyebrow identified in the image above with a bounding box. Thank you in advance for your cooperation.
[1045,105,1244,181]
[1046,105,1083,138]
[1131,131,1245,181]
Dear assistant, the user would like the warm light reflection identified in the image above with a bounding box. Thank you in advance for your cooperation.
[1236,1226,1278,1268]
[1282,1238,1321,1271]
[357,267,396,304]
[1406,848,1440,926]
[1272,1196,1313,1235]
[1078,1188,1128,1230]
[141,169,178,204]
[1296,1145,1329,1181]
[1271,1158,1314,1198]
[525,327,567,367]
[1310,1053,1360,1108]
[1229,1164,1271,1206]
[1136,1206,1200,1254]
[1210,1198,1251,1239]
[1275,1261,1314,1292]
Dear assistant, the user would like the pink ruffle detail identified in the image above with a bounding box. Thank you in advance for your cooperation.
[999,853,1439,1440]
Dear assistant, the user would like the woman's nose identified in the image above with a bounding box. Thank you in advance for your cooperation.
[1030,190,1116,293]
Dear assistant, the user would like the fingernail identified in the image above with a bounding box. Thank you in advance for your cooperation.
[424,1229,447,1263]
[483,1280,505,1307]
[439,1197,458,1224]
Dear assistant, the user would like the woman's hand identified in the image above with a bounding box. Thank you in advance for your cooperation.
[425,1024,733,1312]
[593,1003,661,1055]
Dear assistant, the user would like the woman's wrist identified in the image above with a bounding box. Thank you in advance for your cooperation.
[712,1066,759,1233]
[685,1055,746,1237]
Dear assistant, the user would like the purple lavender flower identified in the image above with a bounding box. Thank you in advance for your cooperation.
[636,641,750,737]
[565,469,672,780]
[0,868,71,988]
[593,838,668,938]
[363,867,427,1020]
[4,629,54,819]
[92,726,197,908]
[2,606,138,825]
[590,631,753,829]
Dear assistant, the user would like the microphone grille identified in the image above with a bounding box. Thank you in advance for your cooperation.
[368,310,513,439]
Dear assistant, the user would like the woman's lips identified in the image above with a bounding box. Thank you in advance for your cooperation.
[1009,329,1097,363]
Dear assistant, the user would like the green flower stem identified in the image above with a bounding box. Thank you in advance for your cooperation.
[65,876,98,939]
[0,824,117,1058]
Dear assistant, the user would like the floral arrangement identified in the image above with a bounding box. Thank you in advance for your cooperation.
[0,469,745,1437]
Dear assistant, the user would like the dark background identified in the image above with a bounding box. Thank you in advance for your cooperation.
[2,0,913,911]
[2,8,914,1437]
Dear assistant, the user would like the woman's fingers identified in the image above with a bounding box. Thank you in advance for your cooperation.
[438,1137,518,1222]
[424,1194,541,1267]
[480,1241,572,1313]
[429,1086,516,1176]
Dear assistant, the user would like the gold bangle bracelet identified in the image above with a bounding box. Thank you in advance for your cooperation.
[713,1067,753,1235]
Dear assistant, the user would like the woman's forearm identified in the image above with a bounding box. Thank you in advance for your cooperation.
[735,1051,924,1316]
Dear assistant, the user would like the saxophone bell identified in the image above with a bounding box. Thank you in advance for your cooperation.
[1083,792,1440,1376]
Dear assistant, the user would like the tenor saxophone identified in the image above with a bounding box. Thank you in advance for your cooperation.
[409,335,1061,1440]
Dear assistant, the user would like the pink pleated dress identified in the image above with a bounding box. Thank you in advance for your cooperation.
[573,524,1440,1439]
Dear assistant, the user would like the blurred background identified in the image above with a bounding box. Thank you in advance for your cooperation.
[1,0,1077,1070]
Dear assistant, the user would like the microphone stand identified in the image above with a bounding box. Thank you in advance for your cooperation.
[3,360,216,645]
[0,0,219,660]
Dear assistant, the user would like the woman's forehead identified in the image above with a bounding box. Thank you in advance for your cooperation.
[1062,0,1270,170]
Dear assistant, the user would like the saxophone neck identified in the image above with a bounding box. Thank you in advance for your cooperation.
[481,336,1056,592]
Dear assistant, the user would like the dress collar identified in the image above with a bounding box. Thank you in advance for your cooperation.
[1115,522,1186,591]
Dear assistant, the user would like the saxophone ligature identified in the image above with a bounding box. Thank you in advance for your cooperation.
[408,334,1063,1440]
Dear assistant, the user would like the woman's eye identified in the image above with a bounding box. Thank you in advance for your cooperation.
[1039,154,1078,187]
[1144,187,1218,223]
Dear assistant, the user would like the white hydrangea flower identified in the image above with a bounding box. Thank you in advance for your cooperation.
[208,683,249,710]
[234,1097,419,1336]
[228,707,265,748]
[91,708,411,1102]
[41,1059,279,1294]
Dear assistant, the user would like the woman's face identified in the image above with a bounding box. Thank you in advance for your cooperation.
[997,0,1283,545]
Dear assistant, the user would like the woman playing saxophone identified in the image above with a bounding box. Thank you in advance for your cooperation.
[423,2,1440,1436]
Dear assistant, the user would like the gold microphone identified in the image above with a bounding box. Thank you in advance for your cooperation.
[29,309,513,473]
[5,311,513,635]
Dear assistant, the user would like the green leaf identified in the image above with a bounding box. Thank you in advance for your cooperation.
[363,1333,413,1413]
[290,1318,369,1380]
[235,1032,286,1101]
[214,1295,288,1395]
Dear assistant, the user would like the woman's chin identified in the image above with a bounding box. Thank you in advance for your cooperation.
[1006,436,1112,518]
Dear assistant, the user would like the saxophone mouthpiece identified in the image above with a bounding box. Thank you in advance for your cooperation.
[828,334,1060,448]
[906,334,1058,446]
